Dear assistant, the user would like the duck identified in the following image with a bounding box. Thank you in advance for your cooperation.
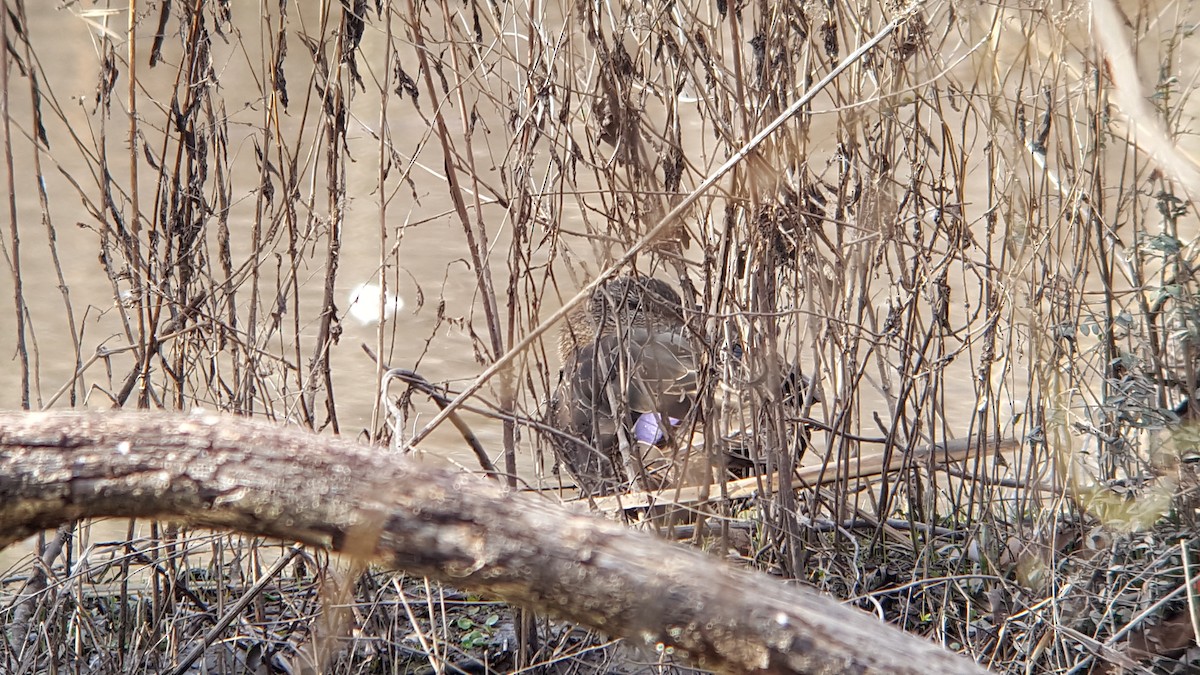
[717,338,822,477]
[549,276,703,496]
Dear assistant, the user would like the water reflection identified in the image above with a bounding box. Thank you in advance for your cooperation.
[345,282,405,326]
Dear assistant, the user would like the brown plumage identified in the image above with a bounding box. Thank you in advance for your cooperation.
[548,276,702,496]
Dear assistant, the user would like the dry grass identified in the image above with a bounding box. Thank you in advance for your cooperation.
[3,0,1200,672]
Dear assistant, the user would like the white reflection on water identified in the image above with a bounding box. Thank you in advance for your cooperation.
[346,283,405,326]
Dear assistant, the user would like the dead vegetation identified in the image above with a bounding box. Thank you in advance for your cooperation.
[3,0,1200,672]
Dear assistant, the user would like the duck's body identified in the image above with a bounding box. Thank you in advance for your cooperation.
[549,276,702,496]
[547,276,822,496]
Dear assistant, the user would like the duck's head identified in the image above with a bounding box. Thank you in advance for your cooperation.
[558,275,687,361]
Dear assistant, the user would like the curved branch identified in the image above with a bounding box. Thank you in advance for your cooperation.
[0,411,985,675]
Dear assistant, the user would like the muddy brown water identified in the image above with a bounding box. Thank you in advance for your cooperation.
[0,4,515,569]
[0,1,1006,572]
[8,1,1200,576]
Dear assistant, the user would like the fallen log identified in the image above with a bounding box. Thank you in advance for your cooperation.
[0,411,987,675]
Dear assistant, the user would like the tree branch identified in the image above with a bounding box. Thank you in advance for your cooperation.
[0,411,985,675]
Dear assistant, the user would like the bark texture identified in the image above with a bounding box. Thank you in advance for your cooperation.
[0,411,987,675]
